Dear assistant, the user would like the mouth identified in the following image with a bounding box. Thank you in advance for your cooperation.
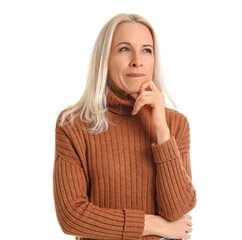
[126,73,145,77]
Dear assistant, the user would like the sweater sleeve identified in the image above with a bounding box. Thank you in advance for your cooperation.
[151,114,197,221]
[53,115,145,240]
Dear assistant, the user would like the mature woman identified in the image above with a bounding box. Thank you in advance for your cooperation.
[53,13,197,240]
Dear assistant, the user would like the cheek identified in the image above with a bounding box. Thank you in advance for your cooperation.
[111,57,127,73]
[108,60,125,82]
[147,60,154,76]
[109,58,118,77]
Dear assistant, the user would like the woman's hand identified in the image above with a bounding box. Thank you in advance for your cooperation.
[143,213,193,239]
[161,214,193,239]
[131,80,170,143]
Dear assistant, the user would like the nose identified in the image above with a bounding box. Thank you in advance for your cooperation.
[129,53,142,68]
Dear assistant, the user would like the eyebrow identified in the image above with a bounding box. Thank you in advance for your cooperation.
[116,42,154,48]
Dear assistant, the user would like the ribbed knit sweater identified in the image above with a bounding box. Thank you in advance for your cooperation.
[53,86,197,240]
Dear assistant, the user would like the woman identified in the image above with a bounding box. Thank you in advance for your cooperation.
[53,13,196,240]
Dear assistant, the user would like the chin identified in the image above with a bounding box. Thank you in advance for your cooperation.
[126,85,140,93]
[127,90,139,95]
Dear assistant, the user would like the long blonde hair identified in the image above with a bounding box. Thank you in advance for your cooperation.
[59,13,177,134]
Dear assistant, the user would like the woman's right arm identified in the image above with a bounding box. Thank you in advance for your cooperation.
[53,114,145,240]
[143,214,193,239]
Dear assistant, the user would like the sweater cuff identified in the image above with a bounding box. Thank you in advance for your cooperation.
[151,136,180,163]
[123,208,145,240]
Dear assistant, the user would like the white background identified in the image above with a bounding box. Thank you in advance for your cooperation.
[0,0,241,239]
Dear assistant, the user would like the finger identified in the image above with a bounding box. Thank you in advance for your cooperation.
[187,220,193,226]
[132,96,153,114]
[187,214,192,220]
[181,214,191,221]
[186,226,193,233]
[184,214,192,220]
[184,233,191,240]
[139,80,157,93]
[133,97,151,114]
[133,91,153,109]
[134,90,152,108]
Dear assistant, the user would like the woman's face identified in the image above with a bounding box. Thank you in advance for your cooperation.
[108,22,154,98]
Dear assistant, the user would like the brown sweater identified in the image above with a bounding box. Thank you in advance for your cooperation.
[53,86,197,240]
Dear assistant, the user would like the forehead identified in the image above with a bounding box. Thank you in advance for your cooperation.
[111,22,153,45]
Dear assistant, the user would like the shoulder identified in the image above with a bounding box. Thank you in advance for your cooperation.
[55,108,87,160]
[55,108,85,140]
[165,106,189,122]
[55,107,84,129]
[165,107,190,136]
[56,108,72,124]
[55,108,74,140]
[55,107,90,136]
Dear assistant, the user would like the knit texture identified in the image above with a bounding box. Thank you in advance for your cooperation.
[53,86,197,240]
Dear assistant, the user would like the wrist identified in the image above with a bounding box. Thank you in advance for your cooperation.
[143,214,152,236]
[155,127,170,145]
[143,214,169,237]
[157,215,169,237]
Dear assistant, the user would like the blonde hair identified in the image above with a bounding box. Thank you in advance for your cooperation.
[59,13,177,134]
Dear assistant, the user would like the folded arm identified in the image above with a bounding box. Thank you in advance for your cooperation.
[53,114,145,239]
[151,114,197,221]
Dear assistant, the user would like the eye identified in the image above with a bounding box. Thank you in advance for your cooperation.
[120,47,130,52]
[144,48,152,53]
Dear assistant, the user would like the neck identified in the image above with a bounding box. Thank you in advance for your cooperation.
[106,80,136,115]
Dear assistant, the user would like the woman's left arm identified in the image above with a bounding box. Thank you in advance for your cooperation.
[132,80,197,221]
[151,115,197,221]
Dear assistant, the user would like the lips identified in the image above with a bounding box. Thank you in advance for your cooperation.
[126,73,145,77]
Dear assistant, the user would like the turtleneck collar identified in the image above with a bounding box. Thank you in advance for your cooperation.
[106,86,136,115]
